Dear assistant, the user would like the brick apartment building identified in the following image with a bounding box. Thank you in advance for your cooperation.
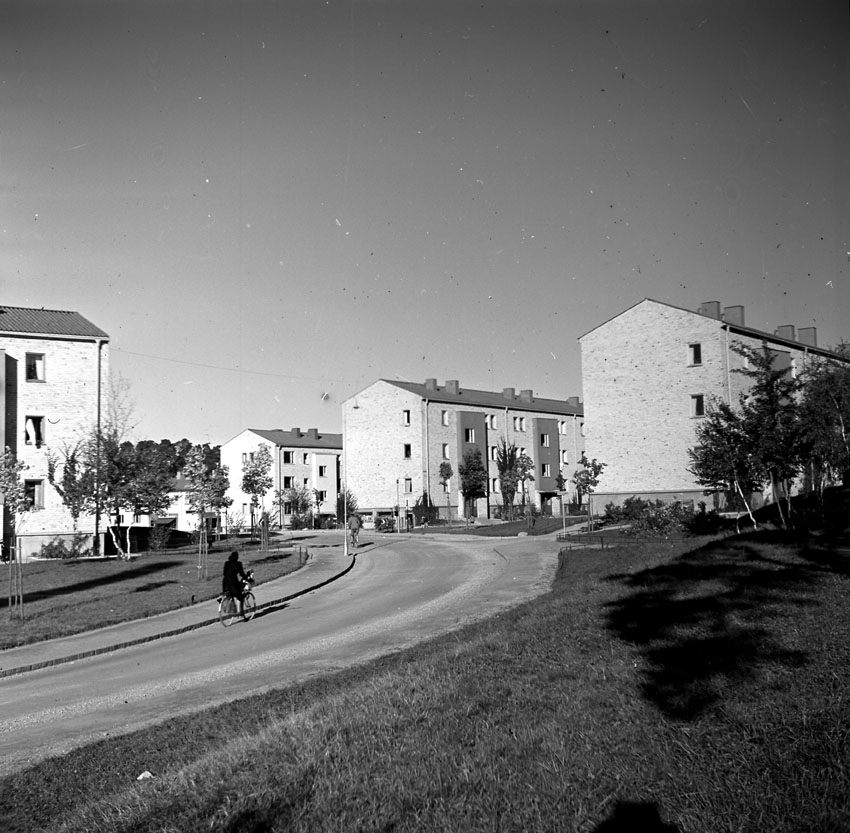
[1,305,109,560]
[343,378,584,524]
[220,427,342,528]
[579,298,846,512]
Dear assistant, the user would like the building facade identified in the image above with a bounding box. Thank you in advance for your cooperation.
[579,298,842,511]
[220,427,342,528]
[343,378,584,523]
[1,305,109,560]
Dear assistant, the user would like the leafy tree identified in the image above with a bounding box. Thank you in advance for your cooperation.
[439,461,453,523]
[495,439,519,521]
[280,485,312,520]
[412,491,438,526]
[573,453,606,529]
[122,441,174,552]
[336,488,358,522]
[1,447,36,619]
[688,398,763,531]
[184,445,232,539]
[732,342,803,528]
[516,452,535,509]
[241,444,274,535]
[458,447,488,519]
[46,441,91,532]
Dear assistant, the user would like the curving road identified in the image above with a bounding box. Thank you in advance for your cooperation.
[0,535,559,776]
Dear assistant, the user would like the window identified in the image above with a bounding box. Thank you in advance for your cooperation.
[403,443,412,459]
[402,409,411,426]
[562,450,569,465]
[283,502,293,514]
[283,476,294,489]
[487,414,497,429]
[441,410,449,426]
[442,443,450,459]
[25,353,45,382]
[283,451,294,464]
[441,480,450,493]
[404,477,413,493]
[316,490,327,503]
[542,464,551,477]
[24,479,44,509]
[303,478,309,486]
[540,433,550,447]
[558,421,567,434]
[489,446,498,461]
[491,477,500,493]
[580,422,586,437]
[242,453,248,464]
[318,465,327,477]
[302,453,309,465]
[464,428,475,443]
[513,416,526,431]
[691,394,706,417]
[689,343,702,366]
[24,416,44,447]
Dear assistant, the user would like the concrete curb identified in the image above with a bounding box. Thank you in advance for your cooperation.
[0,554,357,680]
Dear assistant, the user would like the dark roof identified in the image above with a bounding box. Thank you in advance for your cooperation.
[247,428,342,450]
[0,305,109,339]
[383,379,583,416]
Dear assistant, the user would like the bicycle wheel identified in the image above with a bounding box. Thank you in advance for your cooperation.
[219,595,239,627]
[242,591,257,622]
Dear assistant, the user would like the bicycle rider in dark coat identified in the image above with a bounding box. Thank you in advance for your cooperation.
[222,551,247,613]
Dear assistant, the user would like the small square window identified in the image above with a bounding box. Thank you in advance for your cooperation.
[442,443,450,459]
[487,414,497,429]
[580,422,586,437]
[441,410,449,426]
[24,416,44,447]
[26,353,45,382]
[316,490,327,503]
[562,450,569,465]
[284,476,294,489]
[404,477,413,493]
[402,409,411,426]
[542,463,551,477]
[489,446,497,461]
[689,343,702,366]
[303,478,309,486]
[491,477,500,493]
[403,443,412,459]
[283,451,293,464]
[24,479,44,509]
[540,433,550,447]
[302,453,309,465]
[318,465,327,477]
[464,428,475,443]
[242,453,248,464]
[691,394,706,417]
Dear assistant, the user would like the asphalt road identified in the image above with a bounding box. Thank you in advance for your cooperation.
[0,534,560,776]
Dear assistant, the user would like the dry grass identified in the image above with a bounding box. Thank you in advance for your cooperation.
[2,532,849,832]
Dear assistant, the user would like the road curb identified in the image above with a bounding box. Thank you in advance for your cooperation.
[0,554,357,680]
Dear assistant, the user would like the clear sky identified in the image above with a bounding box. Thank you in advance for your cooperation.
[2,0,848,446]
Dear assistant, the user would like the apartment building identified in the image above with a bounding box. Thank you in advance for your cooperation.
[343,378,584,522]
[579,298,844,511]
[1,305,109,560]
[220,427,342,528]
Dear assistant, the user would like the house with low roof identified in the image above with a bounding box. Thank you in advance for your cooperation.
[220,427,342,529]
[1,305,109,560]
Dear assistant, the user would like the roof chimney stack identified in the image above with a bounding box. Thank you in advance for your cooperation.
[798,327,818,347]
[445,379,460,395]
[722,305,745,326]
[775,325,796,342]
[699,301,721,319]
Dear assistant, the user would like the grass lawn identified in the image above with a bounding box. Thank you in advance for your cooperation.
[0,539,307,649]
[2,531,849,832]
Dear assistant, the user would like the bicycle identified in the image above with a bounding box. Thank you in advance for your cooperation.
[218,570,257,627]
[349,528,359,549]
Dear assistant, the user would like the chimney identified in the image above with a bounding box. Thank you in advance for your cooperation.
[699,301,721,319]
[798,327,818,347]
[445,379,460,395]
[519,389,533,403]
[307,428,319,440]
[425,378,438,391]
[722,305,745,326]
[567,396,580,408]
[291,427,301,437]
[502,387,515,400]
[774,325,796,342]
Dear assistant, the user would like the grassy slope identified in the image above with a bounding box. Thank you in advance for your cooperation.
[2,533,849,832]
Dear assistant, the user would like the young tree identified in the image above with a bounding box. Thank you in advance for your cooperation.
[1,447,37,619]
[733,342,803,528]
[241,444,274,536]
[439,461,454,524]
[184,445,232,545]
[280,485,313,524]
[495,439,519,521]
[458,447,488,520]
[336,488,358,523]
[688,398,763,531]
[516,452,535,520]
[573,454,606,530]
[46,441,91,533]
[122,441,174,554]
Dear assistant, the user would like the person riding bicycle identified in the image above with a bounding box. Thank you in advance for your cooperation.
[222,551,247,614]
[347,513,362,547]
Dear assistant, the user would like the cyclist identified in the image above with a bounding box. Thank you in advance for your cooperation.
[222,551,247,615]
[347,513,361,548]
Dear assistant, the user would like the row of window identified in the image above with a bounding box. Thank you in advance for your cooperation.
[402,409,580,435]
[241,451,330,472]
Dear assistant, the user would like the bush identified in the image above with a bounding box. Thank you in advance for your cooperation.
[289,513,310,530]
[39,533,91,559]
[603,497,698,537]
[148,524,173,551]
[374,516,396,533]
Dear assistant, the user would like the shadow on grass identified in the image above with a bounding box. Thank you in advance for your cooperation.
[133,580,179,593]
[592,801,679,832]
[0,561,174,609]
[603,534,824,720]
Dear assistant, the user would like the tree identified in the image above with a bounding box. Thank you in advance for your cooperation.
[732,342,803,528]
[439,461,453,524]
[280,485,312,523]
[688,398,763,531]
[573,454,606,530]
[241,444,274,537]
[516,452,535,516]
[495,439,520,521]
[1,447,37,619]
[122,441,174,554]
[184,444,232,574]
[46,441,91,533]
[458,447,488,520]
[336,488,358,523]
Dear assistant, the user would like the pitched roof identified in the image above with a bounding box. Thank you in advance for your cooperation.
[382,379,583,416]
[247,428,342,450]
[0,305,109,339]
